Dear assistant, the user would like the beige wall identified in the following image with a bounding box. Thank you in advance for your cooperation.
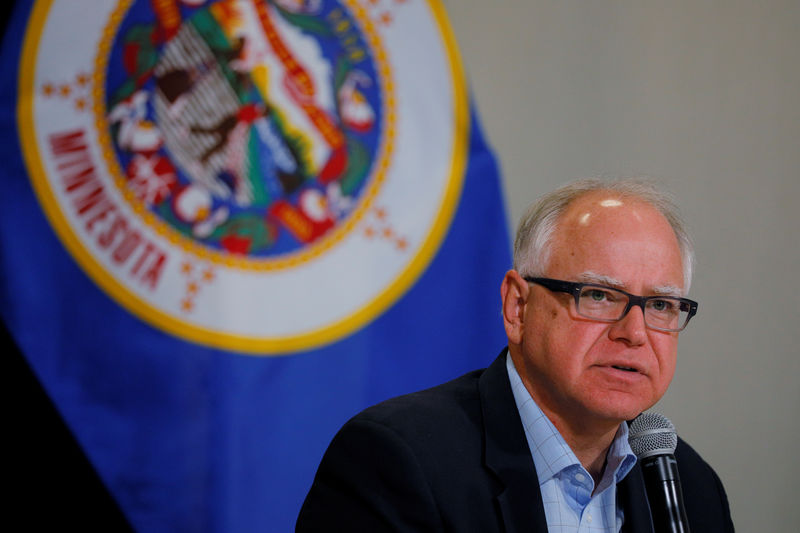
[443,1,800,531]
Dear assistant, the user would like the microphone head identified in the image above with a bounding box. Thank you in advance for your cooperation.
[628,412,678,459]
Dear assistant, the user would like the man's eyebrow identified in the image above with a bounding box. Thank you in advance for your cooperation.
[652,285,685,297]
[576,271,625,288]
[577,272,685,297]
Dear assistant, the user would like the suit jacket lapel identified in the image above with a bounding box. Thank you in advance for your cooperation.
[479,350,549,533]
[617,461,655,533]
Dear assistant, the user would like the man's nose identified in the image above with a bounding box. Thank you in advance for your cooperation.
[608,303,648,346]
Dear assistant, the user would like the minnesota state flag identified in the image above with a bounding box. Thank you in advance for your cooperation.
[1,1,510,531]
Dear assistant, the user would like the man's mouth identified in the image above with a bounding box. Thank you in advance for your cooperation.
[611,365,638,373]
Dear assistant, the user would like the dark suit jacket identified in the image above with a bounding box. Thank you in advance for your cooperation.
[297,351,734,532]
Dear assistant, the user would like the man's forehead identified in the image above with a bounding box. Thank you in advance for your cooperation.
[556,193,674,241]
[546,193,686,292]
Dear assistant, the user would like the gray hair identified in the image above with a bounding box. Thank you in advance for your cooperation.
[513,178,695,292]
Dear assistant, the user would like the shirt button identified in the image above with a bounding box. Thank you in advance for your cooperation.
[587,514,593,523]
[575,473,585,483]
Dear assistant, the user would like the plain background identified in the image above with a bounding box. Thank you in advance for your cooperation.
[443,1,799,531]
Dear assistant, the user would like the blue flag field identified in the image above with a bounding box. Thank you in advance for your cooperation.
[1,1,510,530]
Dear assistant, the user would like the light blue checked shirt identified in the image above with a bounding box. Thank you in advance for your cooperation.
[506,354,637,532]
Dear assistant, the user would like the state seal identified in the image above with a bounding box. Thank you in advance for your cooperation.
[19,0,468,353]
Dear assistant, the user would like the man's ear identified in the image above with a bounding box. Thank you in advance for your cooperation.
[501,270,529,346]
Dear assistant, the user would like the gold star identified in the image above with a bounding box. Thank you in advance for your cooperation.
[181,261,193,275]
[396,237,408,251]
[382,227,393,239]
[202,269,215,282]
[74,98,87,111]
[364,226,375,238]
[59,84,72,97]
[380,12,393,25]
[181,298,194,312]
[42,83,54,97]
[374,207,387,220]
[187,281,199,295]
[76,72,90,87]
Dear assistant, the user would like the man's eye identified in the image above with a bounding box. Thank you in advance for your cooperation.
[585,289,611,302]
[650,299,673,312]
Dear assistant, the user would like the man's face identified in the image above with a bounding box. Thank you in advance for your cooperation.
[506,192,686,430]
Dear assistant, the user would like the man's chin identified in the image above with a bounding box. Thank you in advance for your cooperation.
[586,392,656,425]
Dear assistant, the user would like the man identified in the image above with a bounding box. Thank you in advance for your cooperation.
[297,179,734,532]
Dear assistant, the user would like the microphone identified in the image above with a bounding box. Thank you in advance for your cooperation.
[629,412,691,533]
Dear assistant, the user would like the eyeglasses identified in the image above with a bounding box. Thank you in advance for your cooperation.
[523,277,698,332]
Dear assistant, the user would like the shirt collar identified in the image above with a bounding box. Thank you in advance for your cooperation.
[506,352,637,490]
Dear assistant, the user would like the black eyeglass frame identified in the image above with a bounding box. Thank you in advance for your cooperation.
[523,276,698,332]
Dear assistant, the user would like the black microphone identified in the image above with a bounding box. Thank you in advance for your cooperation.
[629,412,691,533]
